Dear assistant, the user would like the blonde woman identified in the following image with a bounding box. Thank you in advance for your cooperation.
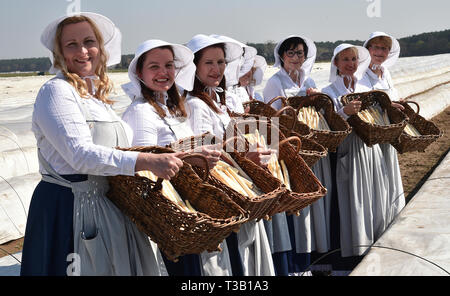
[20,13,182,276]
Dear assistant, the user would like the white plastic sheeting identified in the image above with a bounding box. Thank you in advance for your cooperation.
[351,152,450,276]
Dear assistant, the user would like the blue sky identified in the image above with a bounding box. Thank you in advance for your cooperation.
[1,0,449,59]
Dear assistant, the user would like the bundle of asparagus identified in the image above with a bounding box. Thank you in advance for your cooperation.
[243,130,291,191]
[210,158,264,198]
[137,170,196,213]
[357,106,390,126]
[297,106,331,131]
[404,123,421,136]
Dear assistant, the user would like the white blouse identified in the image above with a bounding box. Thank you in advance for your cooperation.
[32,75,138,176]
[122,96,194,147]
[227,85,251,106]
[321,75,372,119]
[225,90,245,114]
[364,68,400,101]
[185,92,231,139]
[262,68,316,110]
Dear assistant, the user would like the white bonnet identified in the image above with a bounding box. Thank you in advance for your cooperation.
[273,35,317,78]
[186,34,243,64]
[363,31,400,68]
[40,12,122,74]
[210,35,257,86]
[123,39,195,99]
[329,43,371,83]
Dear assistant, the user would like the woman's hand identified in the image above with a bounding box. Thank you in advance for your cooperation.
[185,145,222,169]
[391,101,405,111]
[343,100,362,116]
[306,88,321,95]
[135,151,185,180]
[245,147,275,168]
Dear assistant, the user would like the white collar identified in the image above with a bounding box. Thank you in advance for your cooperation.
[279,67,306,88]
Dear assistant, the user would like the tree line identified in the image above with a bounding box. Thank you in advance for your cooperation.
[1,29,448,74]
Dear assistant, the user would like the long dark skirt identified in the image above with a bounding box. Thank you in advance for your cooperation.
[20,175,86,276]
[286,214,311,274]
[161,230,243,276]
[161,253,202,276]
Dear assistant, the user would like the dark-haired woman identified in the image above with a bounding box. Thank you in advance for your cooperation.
[262,35,331,276]
[185,34,275,276]
[121,39,222,276]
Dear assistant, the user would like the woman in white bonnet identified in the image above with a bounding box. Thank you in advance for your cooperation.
[210,34,258,112]
[211,35,267,106]
[231,54,267,106]
[21,13,184,276]
[121,39,222,275]
[363,31,406,226]
[203,35,275,276]
[262,35,320,110]
[184,34,275,276]
[261,35,324,276]
[322,44,390,275]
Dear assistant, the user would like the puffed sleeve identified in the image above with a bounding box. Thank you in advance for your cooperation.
[225,91,245,113]
[263,75,284,106]
[122,99,158,146]
[33,79,139,176]
[185,97,215,136]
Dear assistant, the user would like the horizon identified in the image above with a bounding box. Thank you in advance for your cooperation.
[2,28,449,62]
[1,0,449,60]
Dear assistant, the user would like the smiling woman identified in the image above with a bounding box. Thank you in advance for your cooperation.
[20,12,186,276]
[60,21,100,78]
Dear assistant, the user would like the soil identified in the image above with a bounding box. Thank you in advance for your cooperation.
[399,106,449,202]
[1,107,449,260]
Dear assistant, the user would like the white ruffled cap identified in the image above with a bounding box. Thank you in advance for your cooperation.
[186,34,243,64]
[273,35,317,78]
[252,55,267,86]
[363,31,400,68]
[329,43,371,83]
[210,35,257,86]
[123,39,196,99]
[40,12,122,74]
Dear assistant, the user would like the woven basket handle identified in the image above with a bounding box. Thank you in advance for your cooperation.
[242,99,257,109]
[279,136,302,154]
[180,153,210,182]
[267,96,287,108]
[274,106,298,130]
[404,100,420,115]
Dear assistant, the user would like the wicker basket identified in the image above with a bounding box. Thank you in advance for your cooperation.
[227,118,327,216]
[106,146,249,261]
[233,101,327,167]
[242,98,312,138]
[286,93,352,152]
[341,90,409,147]
[269,136,327,216]
[391,101,443,153]
[170,133,286,221]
